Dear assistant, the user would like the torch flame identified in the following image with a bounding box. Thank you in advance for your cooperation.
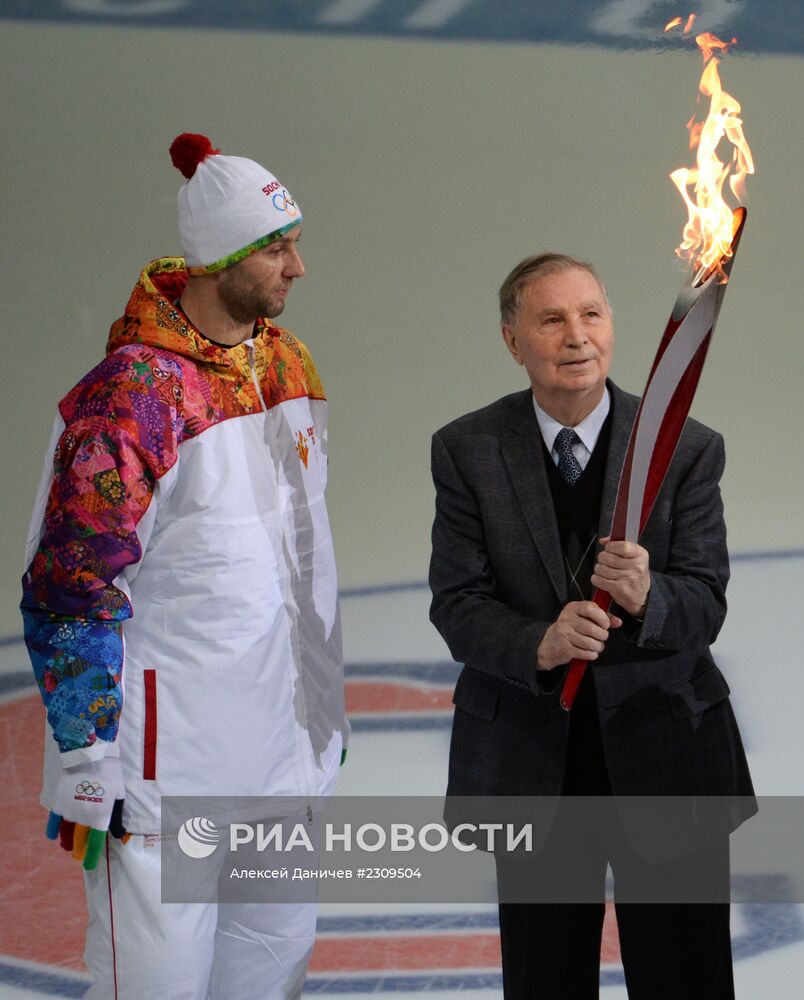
[665,21,754,282]
[665,14,697,33]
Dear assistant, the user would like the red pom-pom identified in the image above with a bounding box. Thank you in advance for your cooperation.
[169,133,220,179]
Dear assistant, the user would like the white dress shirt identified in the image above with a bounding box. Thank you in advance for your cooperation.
[533,389,611,471]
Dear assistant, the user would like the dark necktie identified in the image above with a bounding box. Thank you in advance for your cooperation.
[554,427,583,485]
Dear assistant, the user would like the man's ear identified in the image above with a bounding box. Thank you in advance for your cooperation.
[501,324,523,366]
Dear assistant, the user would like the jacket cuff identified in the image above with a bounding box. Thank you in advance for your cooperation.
[627,576,670,651]
[514,621,551,695]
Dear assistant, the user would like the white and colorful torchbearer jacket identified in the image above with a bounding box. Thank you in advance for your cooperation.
[22,257,347,831]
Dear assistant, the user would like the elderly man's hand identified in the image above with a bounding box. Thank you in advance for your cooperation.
[591,537,651,618]
[537,601,622,670]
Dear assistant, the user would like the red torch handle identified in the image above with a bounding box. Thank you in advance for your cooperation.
[559,587,613,711]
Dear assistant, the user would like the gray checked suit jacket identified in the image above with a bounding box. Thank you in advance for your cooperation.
[429,381,754,837]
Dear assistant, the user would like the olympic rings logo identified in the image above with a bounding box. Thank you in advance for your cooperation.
[272,189,299,218]
[75,781,105,797]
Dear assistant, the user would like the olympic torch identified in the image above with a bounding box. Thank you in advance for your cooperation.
[560,24,754,711]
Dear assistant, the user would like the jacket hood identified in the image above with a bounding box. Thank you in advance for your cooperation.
[106,257,282,370]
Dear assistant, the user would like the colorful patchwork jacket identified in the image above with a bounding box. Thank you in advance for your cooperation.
[22,258,347,830]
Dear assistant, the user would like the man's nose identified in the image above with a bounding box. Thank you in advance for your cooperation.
[285,248,305,279]
[564,315,587,346]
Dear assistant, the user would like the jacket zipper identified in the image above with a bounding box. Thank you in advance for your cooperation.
[245,340,317,813]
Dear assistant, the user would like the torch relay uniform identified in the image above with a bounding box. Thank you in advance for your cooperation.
[21,256,347,998]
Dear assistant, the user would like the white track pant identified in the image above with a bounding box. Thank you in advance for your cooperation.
[83,836,318,1000]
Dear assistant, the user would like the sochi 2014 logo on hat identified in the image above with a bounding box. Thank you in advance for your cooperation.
[178,817,220,859]
[260,179,298,216]
[273,189,299,217]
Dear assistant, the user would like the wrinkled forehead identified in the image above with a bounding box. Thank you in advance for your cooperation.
[520,266,609,310]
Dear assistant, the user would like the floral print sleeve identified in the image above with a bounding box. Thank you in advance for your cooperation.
[21,355,179,756]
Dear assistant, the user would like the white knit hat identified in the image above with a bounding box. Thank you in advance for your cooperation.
[169,133,302,273]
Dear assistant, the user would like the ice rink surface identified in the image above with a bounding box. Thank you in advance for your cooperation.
[2,553,803,998]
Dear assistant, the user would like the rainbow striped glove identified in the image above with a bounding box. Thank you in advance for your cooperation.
[46,758,126,870]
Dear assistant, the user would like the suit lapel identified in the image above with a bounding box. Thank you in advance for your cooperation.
[500,391,567,603]
[499,384,640,603]
[598,383,639,539]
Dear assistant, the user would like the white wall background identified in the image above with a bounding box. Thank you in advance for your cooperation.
[1,19,802,635]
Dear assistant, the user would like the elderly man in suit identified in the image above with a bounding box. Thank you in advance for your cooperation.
[429,253,753,999]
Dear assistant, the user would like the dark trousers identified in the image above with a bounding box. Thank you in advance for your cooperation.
[496,844,734,999]
[496,670,735,999]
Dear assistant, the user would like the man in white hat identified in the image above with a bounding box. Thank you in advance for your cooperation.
[22,133,348,999]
